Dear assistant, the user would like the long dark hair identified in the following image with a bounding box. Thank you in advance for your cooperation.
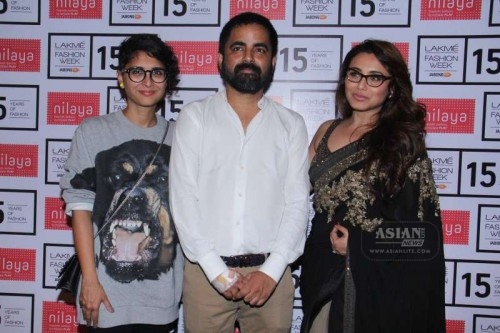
[336,39,427,196]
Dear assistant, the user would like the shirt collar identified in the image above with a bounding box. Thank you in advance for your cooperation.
[222,89,267,112]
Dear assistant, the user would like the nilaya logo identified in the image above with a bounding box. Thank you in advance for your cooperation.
[47,92,99,125]
[50,0,102,19]
[421,0,481,20]
[418,98,474,134]
[0,39,40,72]
[0,145,38,177]
[0,248,36,281]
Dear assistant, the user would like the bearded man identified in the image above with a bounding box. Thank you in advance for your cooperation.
[169,11,310,333]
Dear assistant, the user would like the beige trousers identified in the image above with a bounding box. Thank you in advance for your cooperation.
[182,259,294,333]
[309,301,331,333]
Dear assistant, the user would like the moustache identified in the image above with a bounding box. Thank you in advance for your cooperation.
[235,63,261,75]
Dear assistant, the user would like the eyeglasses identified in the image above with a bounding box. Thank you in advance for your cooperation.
[121,67,168,83]
[346,68,391,87]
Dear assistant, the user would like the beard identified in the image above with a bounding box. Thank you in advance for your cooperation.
[219,60,274,94]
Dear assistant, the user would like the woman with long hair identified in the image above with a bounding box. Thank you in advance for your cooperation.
[300,39,446,333]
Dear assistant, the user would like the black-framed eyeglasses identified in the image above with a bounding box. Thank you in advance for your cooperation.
[121,67,168,83]
[346,68,391,87]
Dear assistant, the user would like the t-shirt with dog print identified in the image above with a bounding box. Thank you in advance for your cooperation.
[60,110,182,328]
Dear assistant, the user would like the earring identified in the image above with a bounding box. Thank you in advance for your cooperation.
[388,91,394,99]
[119,82,125,89]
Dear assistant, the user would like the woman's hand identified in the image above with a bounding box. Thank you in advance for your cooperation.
[79,278,114,328]
[330,224,348,256]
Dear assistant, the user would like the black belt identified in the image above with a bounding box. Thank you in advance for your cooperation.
[221,253,269,268]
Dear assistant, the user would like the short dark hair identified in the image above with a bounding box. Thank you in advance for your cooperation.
[118,34,180,96]
[218,12,278,57]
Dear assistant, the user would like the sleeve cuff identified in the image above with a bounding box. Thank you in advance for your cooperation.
[65,203,93,216]
[197,251,228,283]
[259,253,288,283]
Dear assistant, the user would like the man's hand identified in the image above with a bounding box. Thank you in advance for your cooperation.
[222,280,242,301]
[234,271,277,306]
[212,269,242,298]
[79,278,114,327]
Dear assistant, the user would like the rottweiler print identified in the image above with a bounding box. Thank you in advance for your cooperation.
[70,139,176,283]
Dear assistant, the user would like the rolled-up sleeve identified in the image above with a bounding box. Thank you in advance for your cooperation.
[60,123,96,215]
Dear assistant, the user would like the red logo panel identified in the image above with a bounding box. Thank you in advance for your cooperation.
[0,39,40,72]
[230,0,286,20]
[0,144,38,177]
[45,197,71,230]
[49,0,102,19]
[442,210,470,245]
[418,98,475,134]
[47,92,100,125]
[169,41,218,75]
[42,301,82,333]
[0,248,36,281]
[420,0,481,20]
[446,319,465,333]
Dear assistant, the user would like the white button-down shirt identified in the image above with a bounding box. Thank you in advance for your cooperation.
[169,90,310,283]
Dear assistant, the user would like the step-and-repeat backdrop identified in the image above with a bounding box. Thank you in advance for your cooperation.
[1,1,499,332]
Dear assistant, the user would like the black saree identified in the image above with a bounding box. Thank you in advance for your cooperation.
[300,120,446,333]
